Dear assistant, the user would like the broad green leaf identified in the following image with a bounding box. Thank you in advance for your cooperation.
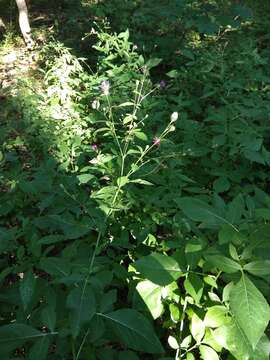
[136,280,164,319]
[175,197,231,228]
[41,305,56,332]
[0,323,52,354]
[229,244,239,261]
[133,253,183,286]
[169,303,180,322]
[184,274,204,304]
[212,320,252,360]
[28,337,50,360]
[203,329,222,352]
[38,235,66,245]
[222,282,234,303]
[204,306,229,328]
[199,345,219,360]
[180,335,191,349]
[166,69,179,78]
[98,309,163,353]
[66,285,96,338]
[134,131,148,141]
[218,225,243,245]
[99,289,117,313]
[213,177,230,193]
[253,335,270,360]
[229,274,270,349]
[185,238,205,268]
[87,315,105,342]
[190,313,205,343]
[168,335,179,350]
[205,255,242,273]
[146,58,162,69]
[226,195,245,224]
[255,208,270,220]
[77,173,95,184]
[243,261,270,277]
[117,176,129,188]
[39,257,71,277]
[0,324,41,343]
[35,213,93,239]
[20,270,36,310]
[203,275,217,288]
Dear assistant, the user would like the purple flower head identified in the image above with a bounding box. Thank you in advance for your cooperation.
[100,80,110,96]
[153,137,161,146]
[92,144,98,152]
[159,80,166,90]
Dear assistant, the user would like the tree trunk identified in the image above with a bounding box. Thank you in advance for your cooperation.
[15,0,34,49]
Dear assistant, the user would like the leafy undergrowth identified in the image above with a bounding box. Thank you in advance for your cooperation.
[0,1,270,359]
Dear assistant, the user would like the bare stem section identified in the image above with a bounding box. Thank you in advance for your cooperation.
[15,0,34,49]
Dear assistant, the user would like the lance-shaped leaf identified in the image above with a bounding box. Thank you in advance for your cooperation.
[98,309,163,353]
[66,285,96,338]
[229,274,270,349]
[133,253,183,286]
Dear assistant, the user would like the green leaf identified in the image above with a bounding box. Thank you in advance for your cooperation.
[100,290,117,313]
[130,179,153,186]
[38,235,66,245]
[133,253,183,286]
[190,313,205,343]
[166,69,179,78]
[168,335,179,350]
[185,238,205,268]
[199,345,219,360]
[98,309,164,353]
[218,225,243,245]
[243,261,270,277]
[180,335,192,349]
[146,58,162,69]
[212,320,252,360]
[229,274,270,349]
[35,213,93,239]
[253,335,270,360]
[184,274,204,304]
[202,328,222,352]
[0,323,52,354]
[66,285,96,338]
[20,270,36,310]
[136,280,164,319]
[213,177,230,193]
[134,131,148,141]
[41,305,56,332]
[204,306,229,328]
[39,257,71,277]
[205,255,242,273]
[77,174,95,184]
[28,337,50,360]
[169,303,180,322]
[0,324,41,343]
[175,197,230,228]
[117,176,129,188]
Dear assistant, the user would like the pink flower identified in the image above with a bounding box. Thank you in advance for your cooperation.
[153,137,161,146]
[92,144,98,152]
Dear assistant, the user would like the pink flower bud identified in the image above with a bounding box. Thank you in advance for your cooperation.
[153,137,161,146]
